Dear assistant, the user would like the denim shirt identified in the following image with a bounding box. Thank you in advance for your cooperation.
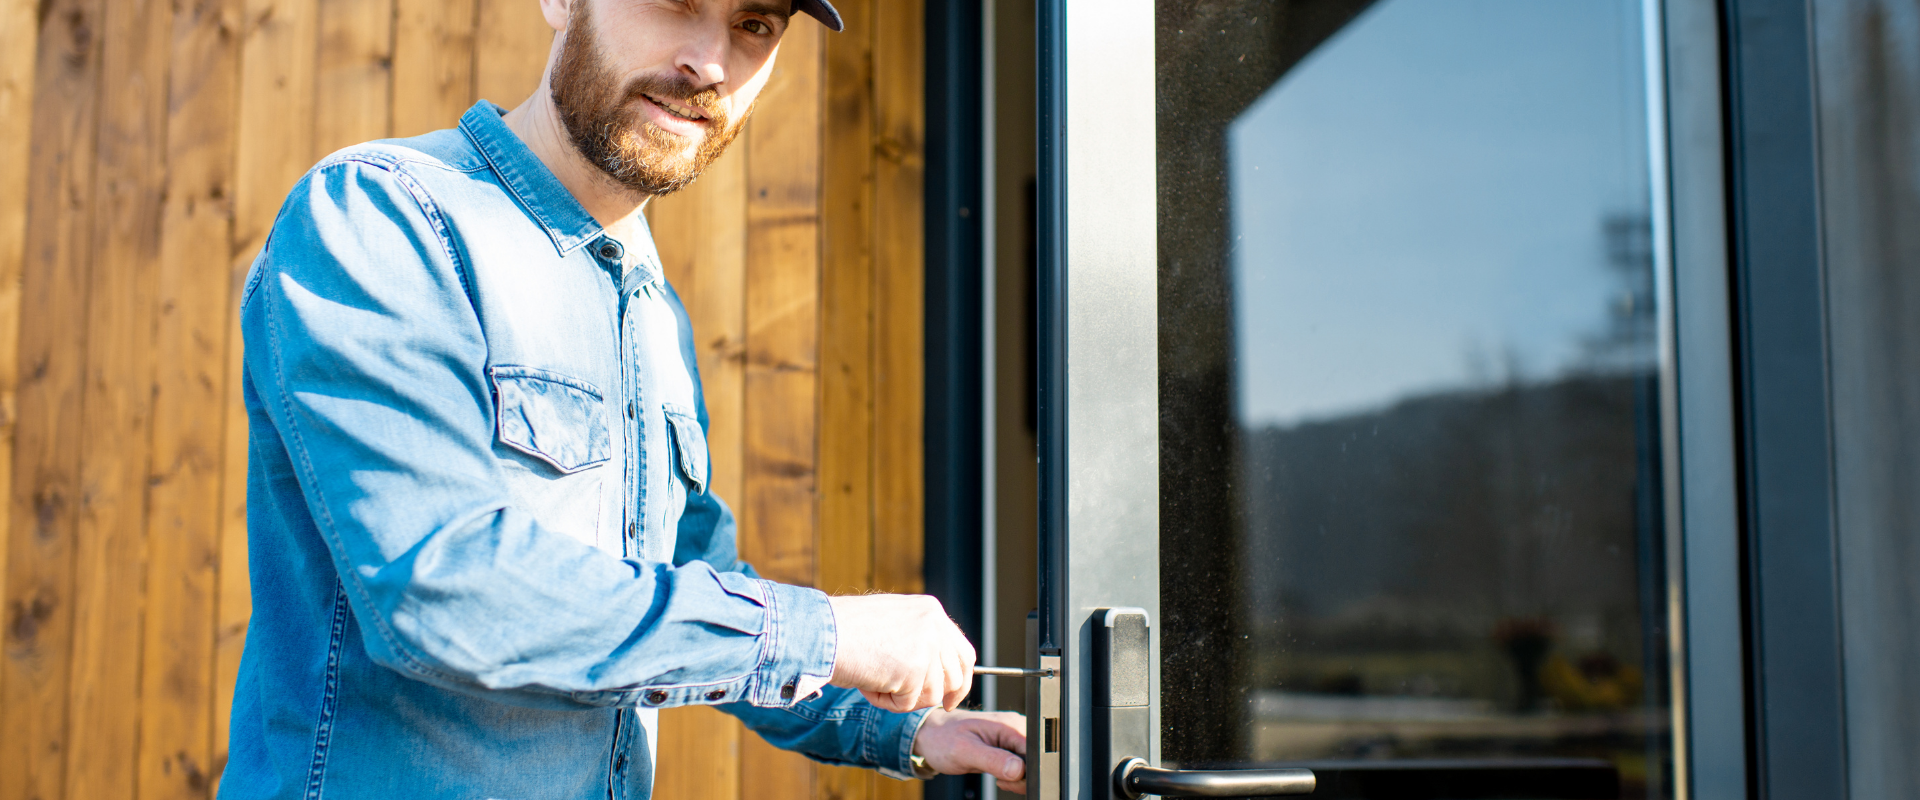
[219,102,926,800]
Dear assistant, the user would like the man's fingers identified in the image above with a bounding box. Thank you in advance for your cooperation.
[942,647,968,711]
[942,735,1026,783]
[896,666,928,711]
[996,753,1026,782]
[981,714,1028,756]
[864,688,912,714]
[920,662,946,711]
[976,720,1027,777]
[828,593,992,711]
[955,629,977,704]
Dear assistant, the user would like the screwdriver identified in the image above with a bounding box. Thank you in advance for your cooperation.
[972,665,1057,678]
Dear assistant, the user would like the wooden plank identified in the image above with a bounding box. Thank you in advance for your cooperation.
[870,0,924,598]
[653,706,743,800]
[649,128,749,800]
[818,763,877,800]
[62,0,173,791]
[739,21,823,800]
[817,0,876,601]
[740,22,823,590]
[391,0,475,137]
[0,0,44,686]
[472,0,550,108]
[210,261,252,791]
[216,0,319,780]
[651,145,750,507]
[231,0,318,260]
[137,0,245,792]
[873,770,920,800]
[0,0,105,795]
[870,1,924,793]
[738,728,813,800]
[313,0,392,155]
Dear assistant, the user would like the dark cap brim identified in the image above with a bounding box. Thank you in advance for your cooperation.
[793,0,843,31]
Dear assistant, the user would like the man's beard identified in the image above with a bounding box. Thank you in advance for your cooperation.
[549,5,750,196]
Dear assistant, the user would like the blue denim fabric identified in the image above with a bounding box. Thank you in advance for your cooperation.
[219,101,927,800]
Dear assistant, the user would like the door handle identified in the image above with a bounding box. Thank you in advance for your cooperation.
[1114,758,1315,798]
[1093,609,1317,798]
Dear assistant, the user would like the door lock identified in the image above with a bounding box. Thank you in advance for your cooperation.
[1093,608,1153,800]
[1027,612,1063,800]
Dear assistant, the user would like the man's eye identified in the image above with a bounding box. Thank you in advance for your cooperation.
[741,19,769,34]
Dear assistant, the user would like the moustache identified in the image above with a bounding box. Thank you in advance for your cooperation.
[625,76,726,125]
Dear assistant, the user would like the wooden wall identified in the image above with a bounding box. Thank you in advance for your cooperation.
[0,0,925,794]
[648,1,927,799]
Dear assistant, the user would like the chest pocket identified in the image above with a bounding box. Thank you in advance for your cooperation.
[662,403,709,494]
[489,365,611,473]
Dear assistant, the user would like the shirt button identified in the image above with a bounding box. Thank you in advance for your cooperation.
[779,682,796,700]
[705,689,726,701]
[615,753,628,772]
[598,242,621,260]
[645,690,668,705]
[626,401,635,419]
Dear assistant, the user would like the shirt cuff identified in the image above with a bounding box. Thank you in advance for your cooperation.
[751,580,838,707]
[870,705,933,781]
[907,710,938,779]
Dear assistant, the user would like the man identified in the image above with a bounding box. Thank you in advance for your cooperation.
[219,0,1026,796]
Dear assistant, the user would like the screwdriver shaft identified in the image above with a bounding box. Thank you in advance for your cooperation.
[973,665,1057,678]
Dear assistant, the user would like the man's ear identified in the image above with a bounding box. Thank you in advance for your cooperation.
[539,0,571,33]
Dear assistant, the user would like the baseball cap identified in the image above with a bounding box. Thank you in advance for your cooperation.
[793,0,844,31]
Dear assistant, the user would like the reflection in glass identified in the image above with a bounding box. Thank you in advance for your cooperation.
[1156,1,1672,796]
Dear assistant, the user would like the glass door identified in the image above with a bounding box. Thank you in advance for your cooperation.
[1026,0,1704,798]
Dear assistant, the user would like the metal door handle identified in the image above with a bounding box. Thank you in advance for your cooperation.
[1115,758,1315,798]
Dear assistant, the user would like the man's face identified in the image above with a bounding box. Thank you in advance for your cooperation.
[549,0,788,196]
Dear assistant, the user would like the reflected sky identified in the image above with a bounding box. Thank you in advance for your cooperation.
[1228,0,1652,428]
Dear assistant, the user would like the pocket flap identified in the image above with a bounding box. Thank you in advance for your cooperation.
[489,365,610,474]
[663,404,709,494]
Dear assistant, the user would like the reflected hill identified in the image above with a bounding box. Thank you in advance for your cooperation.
[1233,370,1666,762]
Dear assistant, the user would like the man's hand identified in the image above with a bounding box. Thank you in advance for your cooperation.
[827,594,976,713]
[913,710,1028,793]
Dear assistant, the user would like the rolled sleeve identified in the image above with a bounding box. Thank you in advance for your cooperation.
[720,688,930,780]
[750,580,839,706]
[870,704,932,780]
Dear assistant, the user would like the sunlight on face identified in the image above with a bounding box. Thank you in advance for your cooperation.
[550,0,785,195]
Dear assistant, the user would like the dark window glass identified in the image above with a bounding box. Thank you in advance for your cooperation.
[1156,1,1674,796]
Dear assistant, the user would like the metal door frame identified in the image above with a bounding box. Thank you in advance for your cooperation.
[1035,0,1160,798]
[1720,0,1850,796]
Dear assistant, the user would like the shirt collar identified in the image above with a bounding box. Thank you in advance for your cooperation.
[459,101,604,256]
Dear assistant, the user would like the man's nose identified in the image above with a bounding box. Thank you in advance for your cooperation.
[676,24,729,89]
[681,56,725,88]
